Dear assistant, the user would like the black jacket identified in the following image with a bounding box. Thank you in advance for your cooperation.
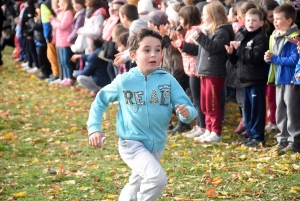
[225,26,245,88]
[21,4,35,37]
[28,17,46,43]
[195,24,234,77]
[227,28,269,88]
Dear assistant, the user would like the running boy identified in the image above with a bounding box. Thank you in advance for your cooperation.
[87,28,198,200]
[264,3,300,155]
[225,8,269,147]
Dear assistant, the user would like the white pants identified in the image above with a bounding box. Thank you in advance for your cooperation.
[118,140,168,201]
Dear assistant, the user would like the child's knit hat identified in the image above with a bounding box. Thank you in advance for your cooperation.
[166,4,179,23]
[138,0,154,14]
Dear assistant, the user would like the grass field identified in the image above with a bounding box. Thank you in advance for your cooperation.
[1,47,300,200]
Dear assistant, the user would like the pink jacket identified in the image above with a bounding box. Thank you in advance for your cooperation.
[181,26,199,76]
[51,10,74,47]
[102,15,119,41]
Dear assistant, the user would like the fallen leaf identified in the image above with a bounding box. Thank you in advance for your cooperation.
[206,188,216,198]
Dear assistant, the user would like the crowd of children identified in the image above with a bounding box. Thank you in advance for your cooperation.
[2,0,300,199]
[1,0,300,153]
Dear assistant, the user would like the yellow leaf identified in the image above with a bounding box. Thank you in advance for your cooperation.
[170,143,178,148]
[235,146,247,151]
[107,194,118,198]
[291,186,300,192]
[70,127,78,132]
[32,158,39,164]
[105,177,113,181]
[14,191,27,197]
[168,178,174,183]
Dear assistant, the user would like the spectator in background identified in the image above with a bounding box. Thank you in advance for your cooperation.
[72,39,111,97]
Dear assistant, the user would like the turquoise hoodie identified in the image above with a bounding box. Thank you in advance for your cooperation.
[87,67,198,152]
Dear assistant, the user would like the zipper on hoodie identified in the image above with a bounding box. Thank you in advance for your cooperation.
[145,75,150,129]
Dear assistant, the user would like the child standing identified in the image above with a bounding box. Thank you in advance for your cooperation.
[259,0,279,131]
[264,3,300,155]
[225,1,257,137]
[51,0,74,86]
[41,0,60,82]
[225,8,269,147]
[191,2,235,143]
[171,5,204,135]
[87,28,197,200]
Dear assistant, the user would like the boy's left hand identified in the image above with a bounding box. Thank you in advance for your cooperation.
[175,104,190,118]
[295,73,300,80]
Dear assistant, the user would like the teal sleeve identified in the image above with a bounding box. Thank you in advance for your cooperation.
[87,75,120,136]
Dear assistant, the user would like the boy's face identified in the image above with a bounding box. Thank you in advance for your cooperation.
[273,12,292,32]
[130,36,162,75]
[245,14,263,32]
[119,13,129,28]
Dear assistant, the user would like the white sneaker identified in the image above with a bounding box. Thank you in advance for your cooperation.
[23,66,31,71]
[27,67,40,73]
[265,122,278,131]
[21,62,28,67]
[186,128,204,138]
[49,78,62,85]
[194,130,210,142]
[201,131,222,143]
[183,127,197,137]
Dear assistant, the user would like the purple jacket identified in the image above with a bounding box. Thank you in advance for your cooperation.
[68,8,85,44]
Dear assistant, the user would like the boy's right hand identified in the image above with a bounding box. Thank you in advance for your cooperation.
[264,50,273,62]
[89,132,106,148]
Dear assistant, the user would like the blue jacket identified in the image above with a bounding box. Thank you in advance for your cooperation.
[267,25,299,85]
[87,68,198,152]
[74,48,110,87]
[294,59,300,85]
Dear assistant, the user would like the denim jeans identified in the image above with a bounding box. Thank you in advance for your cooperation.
[118,140,168,201]
[58,47,73,79]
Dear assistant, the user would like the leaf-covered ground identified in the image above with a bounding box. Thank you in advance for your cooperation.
[1,47,300,201]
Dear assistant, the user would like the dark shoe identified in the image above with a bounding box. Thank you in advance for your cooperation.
[278,143,293,155]
[241,137,252,146]
[244,139,264,147]
[37,74,49,80]
[168,124,191,134]
[168,124,174,130]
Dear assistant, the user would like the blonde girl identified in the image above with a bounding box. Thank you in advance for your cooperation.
[191,2,235,143]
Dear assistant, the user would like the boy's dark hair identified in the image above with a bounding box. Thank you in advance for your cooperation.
[93,38,104,49]
[119,4,139,21]
[179,5,201,29]
[274,3,297,25]
[238,1,257,16]
[246,8,264,21]
[74,0,86,7]
[116,31,129,46]
[128,28,162,52]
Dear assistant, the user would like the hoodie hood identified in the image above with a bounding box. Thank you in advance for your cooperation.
[129,67,169,77]
[273,23,298,38]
